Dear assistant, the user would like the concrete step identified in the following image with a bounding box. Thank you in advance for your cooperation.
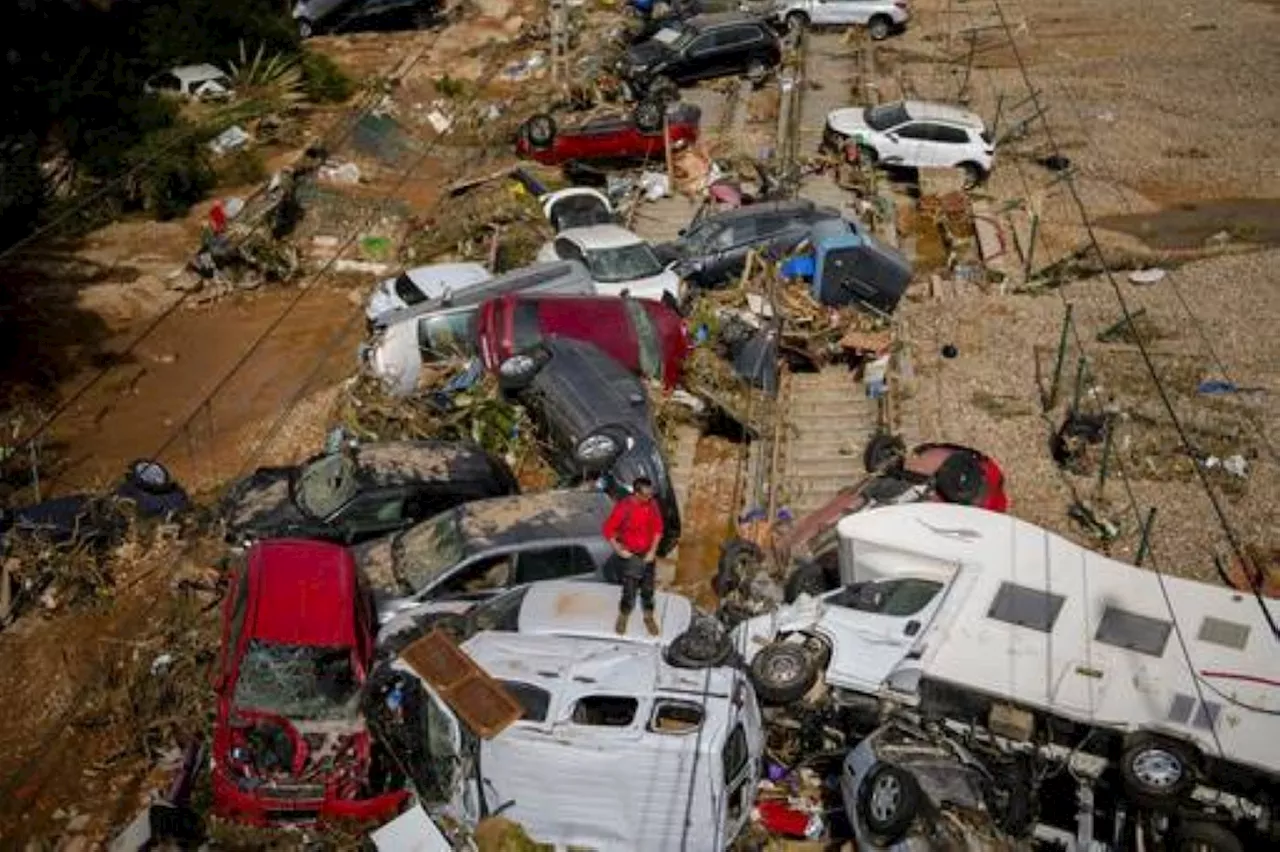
[780,432,877,453]
[784,408,878,425]
[783,458,862,480]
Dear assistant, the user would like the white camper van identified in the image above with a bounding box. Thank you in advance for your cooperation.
[733,503,1280,838]
[369,583,764,852]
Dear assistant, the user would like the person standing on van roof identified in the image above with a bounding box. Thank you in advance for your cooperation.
[602,477,664,637]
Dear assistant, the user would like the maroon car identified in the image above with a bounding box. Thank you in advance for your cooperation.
[476,292,691,389]
[515,101,701,166]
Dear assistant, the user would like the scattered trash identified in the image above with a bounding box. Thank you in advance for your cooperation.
[208,125,250,156]
[319,161,362,184]
[149,652,174,676]
[1128,267,1166,285]
[638,170,670,201]
[1198,379,1265,395]
[1204,229,1232,247]
[334,259,391,275]
[864,355,890,399]
[1223,455,1249,478]
[426,109,453,135]
[1038,154,1072,172]
[360,235,393,261]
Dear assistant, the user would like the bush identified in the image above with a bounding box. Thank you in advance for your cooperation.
[125,131,217,221]
[300,51,356,104]
[214,149,267,188]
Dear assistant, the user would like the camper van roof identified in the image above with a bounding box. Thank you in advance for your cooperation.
[860,503,1280,779]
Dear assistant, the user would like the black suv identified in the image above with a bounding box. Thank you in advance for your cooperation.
[497,338,681,555]
[620,13,783,99]
[656,199,843,289]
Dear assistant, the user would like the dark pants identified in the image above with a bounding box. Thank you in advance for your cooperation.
[612,555,655,614]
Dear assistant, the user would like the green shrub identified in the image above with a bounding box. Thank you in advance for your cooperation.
[300,51,355,104]
[126,131,217,221]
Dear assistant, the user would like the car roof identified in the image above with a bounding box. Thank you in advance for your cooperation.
[688,11,764,29]
[170,64,229,82]
[902,100,986,129]
[246,539,358,647]
[514,580,694,644]
[700,198,820,224]
[457,490,613,551]
[557,224,647,250]
[353,440,497,486]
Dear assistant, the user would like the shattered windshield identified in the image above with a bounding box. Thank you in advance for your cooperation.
[624,299,664,380]
[233,642,359,721]
[864,102,910,131]
[466,585,530,633]
[587,242,663,283]
[295,453,359,519]
[396,512,469,593]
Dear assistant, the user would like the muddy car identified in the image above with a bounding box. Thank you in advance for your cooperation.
[211,539,408,826]
[497,338,682,555]
[221,441,518,546]
[353,490,616,626]
[515,101,701,166]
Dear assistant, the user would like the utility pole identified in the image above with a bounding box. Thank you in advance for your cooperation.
[550,0,569,83]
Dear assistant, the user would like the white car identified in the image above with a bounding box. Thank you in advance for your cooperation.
[772,0,909,40]
[143,64,234,101]
[536,224,683,303]
[540,186,615,232]
[364,261,491,324]
[824,100,994,186]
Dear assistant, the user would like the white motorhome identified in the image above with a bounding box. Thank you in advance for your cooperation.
[369,583,764,852]
[733,503,1279,834]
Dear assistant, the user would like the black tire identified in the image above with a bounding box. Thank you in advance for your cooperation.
[523,113,557,150]
[715,538,763,597]
[1119,735,1198,810]
[959,161,985,189]
[297,17,314,39]
[857,762,921,843]
[496,347,549,394]
[785,11,809,31]
[934,450,985,505]
[745,57,770,85]
[666,620,733,669]
[749,642,818,705]
[784,561,832,602]
[125,459,177,496]
[632,99,664,133]
[867,14,893,41]
[574,425,628,472]
[1171,821,1244,852]
[863,432,906,473]
[649,75,680,104]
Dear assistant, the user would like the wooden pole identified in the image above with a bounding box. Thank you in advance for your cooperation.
[663,115,675,187]
[1135,508,1157,566]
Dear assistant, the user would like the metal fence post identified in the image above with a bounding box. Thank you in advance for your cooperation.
[1070,355,1088,413]
[1135,508,1157,566]
[1096,422,1114,494]
[1045,304,1073,410]
[1022,212,1040,282]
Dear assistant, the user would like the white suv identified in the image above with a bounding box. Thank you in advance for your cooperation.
[771,0,909,40]
[824,100,995,186]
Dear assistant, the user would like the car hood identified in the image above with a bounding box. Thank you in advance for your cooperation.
[826,107,873,137]
[221,468,307,539]
[626,40,673,70]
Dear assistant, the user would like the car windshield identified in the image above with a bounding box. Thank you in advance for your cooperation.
[652,26,691,49]
[465,585,531,633]
[624,299,664,380]
[586,242,663,283]
[864,102,910,131]
[233,641,359,721]
[295,453,359,519]
[828,578,944,617]
[395,512,469,593]
[393,272,430,306]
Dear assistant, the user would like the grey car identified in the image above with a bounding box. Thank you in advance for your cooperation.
[656,199,843,289]
[293,0,441,38]
[354,489,616,622]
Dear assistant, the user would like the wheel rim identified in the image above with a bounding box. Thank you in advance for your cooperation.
[1132,748,1183,789]
[761,650,802,686]
[869,774,902,822]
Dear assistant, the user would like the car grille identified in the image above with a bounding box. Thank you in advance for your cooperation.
[258,782,327,801]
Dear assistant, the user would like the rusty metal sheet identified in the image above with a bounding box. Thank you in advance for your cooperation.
[401,629,523,739]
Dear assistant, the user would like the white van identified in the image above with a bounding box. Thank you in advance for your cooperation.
[369,584,764,851]
[733,503,1280,836]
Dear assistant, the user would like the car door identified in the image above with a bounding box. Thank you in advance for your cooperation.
[513,545,599,584]
[718,25,761,74]
[879,121,930,167]
[811,0,842,25]
[679,31,724,82]
[702,220,748,283]
[816,577,947,692]
[924,123,971,167]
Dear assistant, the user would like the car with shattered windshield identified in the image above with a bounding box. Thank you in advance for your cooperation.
[354,490,616,625]
[211,539,407,826]
[221,441,518,547]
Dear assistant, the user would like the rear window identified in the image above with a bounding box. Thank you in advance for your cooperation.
[625,300,663,380]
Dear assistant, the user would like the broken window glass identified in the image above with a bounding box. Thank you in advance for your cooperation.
[233,641,358,721]
[624,298,663,381]
[830,578,943,617]
[295,453,359,519]
[649,700,704,734]
[502,681,551,722]
[396,512,468,594]
[571,696,638,727]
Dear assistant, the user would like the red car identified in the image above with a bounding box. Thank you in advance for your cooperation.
[515,101,701,166]
[212,539,407,826]
[476,292,691,389]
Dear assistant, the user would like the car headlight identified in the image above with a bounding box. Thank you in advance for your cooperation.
[499,354,537,378]
[576,433,620,464]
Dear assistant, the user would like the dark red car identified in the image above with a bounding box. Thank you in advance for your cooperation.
[212,539,407,826]
[515,101,701,166]
[476,292,691,389]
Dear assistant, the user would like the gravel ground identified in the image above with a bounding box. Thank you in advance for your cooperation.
[883,0,1279,582]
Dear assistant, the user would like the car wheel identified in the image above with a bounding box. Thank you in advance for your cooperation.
[749,642,818,705]
[857,762,921,843]
[666,619,733,669]
[632,99,665,133]
[934,450,986,505]
[1171,821,1244,852]
[649,75,680,104]
[959,161,985,189]
[783,561,833,602]
[745,58,770,86]
[522,113,557,150]
[297,17,314,39]
[125,459,178,496]
[1120,736,1198,809]
[715,538,763,597]
[574,425,628,471]
[867,14,893,41]
[863,432,906,473]
[785,11,809,32]
[497,347,550,394]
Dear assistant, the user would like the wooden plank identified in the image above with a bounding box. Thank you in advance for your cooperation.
[401,629,523,739]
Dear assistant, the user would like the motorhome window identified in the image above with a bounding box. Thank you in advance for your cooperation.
[648,700,704,734]
[830,578,943,617]
[1197,616,1250,650]
[571,696,638,727]
[1095,606,1172,657]
[986,582,1065,633]
[500,680,551,722]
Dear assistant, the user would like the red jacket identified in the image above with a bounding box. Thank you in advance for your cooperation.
[602,495,664,556]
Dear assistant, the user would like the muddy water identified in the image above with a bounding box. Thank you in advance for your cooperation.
[1096,198,1280,250]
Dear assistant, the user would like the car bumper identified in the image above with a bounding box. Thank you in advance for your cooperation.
[212,770,407,827]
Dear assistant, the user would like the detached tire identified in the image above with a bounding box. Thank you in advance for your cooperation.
[863,432,906,473]
[784,561,832,603]
[633,99,664,133]
[857,762,921,844]
[667,620,733,669]
[934,450,985,505]
[1171,821,1244,852]
[749,642,818,705]
[523,114,557,150]
[715,538,763,597]
[1120,735,1198,810]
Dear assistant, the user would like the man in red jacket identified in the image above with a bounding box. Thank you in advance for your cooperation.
[601,477,665,636]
